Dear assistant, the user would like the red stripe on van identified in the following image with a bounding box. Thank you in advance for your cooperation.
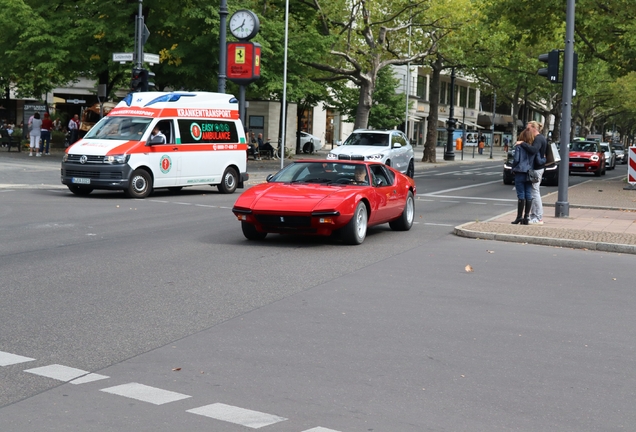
[108,107,239,120]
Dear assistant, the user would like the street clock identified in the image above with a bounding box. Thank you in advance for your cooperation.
[229,9,260,40]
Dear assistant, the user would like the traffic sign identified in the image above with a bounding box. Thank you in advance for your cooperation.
[113,52,134,62]
[143,53,160,64]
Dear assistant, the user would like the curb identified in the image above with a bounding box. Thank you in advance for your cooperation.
[453,221,636,255]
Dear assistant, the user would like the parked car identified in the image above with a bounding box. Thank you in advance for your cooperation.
[299,131,323,154]
[599,142,616,170]
[569,140,606,176]
[327,129,415,177]
[503,147,559,186]
[232,160,416,245]
[611,143,627,164]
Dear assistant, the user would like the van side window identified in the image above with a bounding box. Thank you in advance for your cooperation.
[178,119,239,144]
[155,120,173,144]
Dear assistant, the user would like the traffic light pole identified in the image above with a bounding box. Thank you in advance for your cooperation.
[555,0,575,218]
[135,0,144,70]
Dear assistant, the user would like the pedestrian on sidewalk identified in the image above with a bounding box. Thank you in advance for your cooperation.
[41,112,53,155]
[28,112,42,157]
[68,114,80,145]
[478,136,485,155]
[510,129,536,224]
[517,121,547,225]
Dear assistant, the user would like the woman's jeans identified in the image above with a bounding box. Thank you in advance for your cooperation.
[514,173,533,199]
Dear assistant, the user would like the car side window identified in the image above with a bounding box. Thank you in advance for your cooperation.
[370,165,394,187]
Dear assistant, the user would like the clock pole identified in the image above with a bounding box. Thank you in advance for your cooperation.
[218,0,228,93]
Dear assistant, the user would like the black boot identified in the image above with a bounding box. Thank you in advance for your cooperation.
[511,199,524,224]
[522,199,533,225]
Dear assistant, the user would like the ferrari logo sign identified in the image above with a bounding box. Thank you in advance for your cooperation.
[255,54,260,67]
[235,47,245,64]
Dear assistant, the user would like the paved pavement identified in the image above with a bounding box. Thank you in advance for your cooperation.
[5,143,636,254]
[253,146,636,255]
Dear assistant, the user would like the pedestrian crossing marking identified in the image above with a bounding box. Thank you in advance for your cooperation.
[0,350,35,367]
[24,364,89,382]
[100,382,191,405]
[187,402,287,429]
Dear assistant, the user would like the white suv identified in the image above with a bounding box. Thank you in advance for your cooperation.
[327,129,415,177]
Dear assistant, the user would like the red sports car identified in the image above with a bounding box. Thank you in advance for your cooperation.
[232,160,416,245]
[569,140,606,176]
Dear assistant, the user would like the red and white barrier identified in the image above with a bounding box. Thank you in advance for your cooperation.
[629,146,636,185]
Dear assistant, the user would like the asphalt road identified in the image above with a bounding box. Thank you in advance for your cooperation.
[1,153,634,431]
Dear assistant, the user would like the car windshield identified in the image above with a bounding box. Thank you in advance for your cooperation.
[570,141,598,152]
[342,133,389,147]
[84,116,153,140]
[269,161,369,186]
[611,145,624,151]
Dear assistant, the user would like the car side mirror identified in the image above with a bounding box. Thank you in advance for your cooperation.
[392,142,402,149]
[148,135,165,145]
[335,140,342,146]
[266,174,274,182]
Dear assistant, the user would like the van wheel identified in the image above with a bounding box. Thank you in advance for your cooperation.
[124,168,153,198]
[68,185,93,196]
[218,167,238,194]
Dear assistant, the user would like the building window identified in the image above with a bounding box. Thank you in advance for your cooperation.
[301,109,313,133]
[439,82,447,104]
[459,86,468,108]
[468,88,476,109]
[417,76,427,100]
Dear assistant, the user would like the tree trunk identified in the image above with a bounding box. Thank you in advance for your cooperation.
[354,77,374,129]
[422,57,442,163]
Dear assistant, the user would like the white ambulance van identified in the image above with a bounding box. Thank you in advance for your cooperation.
[61,91,248,198]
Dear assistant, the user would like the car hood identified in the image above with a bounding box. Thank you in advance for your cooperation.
[569,151,600,158]
[236,183,359,213]
[68,139,138,156]
[329,145,389,156]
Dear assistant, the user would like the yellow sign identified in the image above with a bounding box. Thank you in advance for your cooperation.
[255,55,260,67]
[235,47,245,64]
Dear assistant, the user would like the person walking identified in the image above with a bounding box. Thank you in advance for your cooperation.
[478,136,485,155]
[68,114,80,145]
[29,112,43,156]
[510,129,536,224]
[41,112,53,155]
[517,121,547,225]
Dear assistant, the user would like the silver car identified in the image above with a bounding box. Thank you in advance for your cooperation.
[600,142,616,170]
[327,129,415,177]
[611,143,626,164]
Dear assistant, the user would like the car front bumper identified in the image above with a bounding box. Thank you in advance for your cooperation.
[61,162,133,189]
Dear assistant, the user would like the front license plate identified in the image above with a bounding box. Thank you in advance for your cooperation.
[572,163,584,167]
[71,177,91,184]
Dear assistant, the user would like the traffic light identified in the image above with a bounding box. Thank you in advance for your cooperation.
[131,68,144,92]
[538,50,560,83]
[144,70,155,91]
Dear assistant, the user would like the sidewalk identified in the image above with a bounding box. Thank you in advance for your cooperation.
[455,177,636,254]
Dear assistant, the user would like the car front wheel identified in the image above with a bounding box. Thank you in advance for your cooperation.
[241,222,267,240]
[124,168,153,198]
[342,202,368,245]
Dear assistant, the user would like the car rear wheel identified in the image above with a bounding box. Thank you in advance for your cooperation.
[67,185,94,196]
[303,141,314,154]
[406,159,414,178]
[389,191,414,231]
[241,222,267,240]
[342,201,368,245]
[218,167,238,194]
[124,168,153,198]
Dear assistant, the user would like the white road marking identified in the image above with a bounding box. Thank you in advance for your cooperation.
[494,203,514,206]
[439,200,459,203]
[424,223,454,227]
[24,364,89,382]
[421,179,502,196]
[467,202,487,205]
[100,382,191,405]
[70,373,109,384]
[427,194,516,202]
[302,428,342,432]
[0,351,35,366]
[186,403,287,429]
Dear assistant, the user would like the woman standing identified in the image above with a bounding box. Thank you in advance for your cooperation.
[29,112,42,157]
[510,129,536,224]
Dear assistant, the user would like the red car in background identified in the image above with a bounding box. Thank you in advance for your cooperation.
[569,140,606,176]
[232,160,416,245]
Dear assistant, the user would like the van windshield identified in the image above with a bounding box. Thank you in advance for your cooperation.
[84,116,152,140]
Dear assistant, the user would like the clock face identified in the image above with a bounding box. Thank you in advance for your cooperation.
[229,10,259,40]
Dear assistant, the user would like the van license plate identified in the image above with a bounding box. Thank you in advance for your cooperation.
[72,177,91,184]
[572,163,584,167]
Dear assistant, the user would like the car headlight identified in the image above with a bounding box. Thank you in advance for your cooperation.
[367,153,384,161]
[590,155,599,161]
[326,153,337,160]
[103,154,130,164]
[62,154,68,162]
